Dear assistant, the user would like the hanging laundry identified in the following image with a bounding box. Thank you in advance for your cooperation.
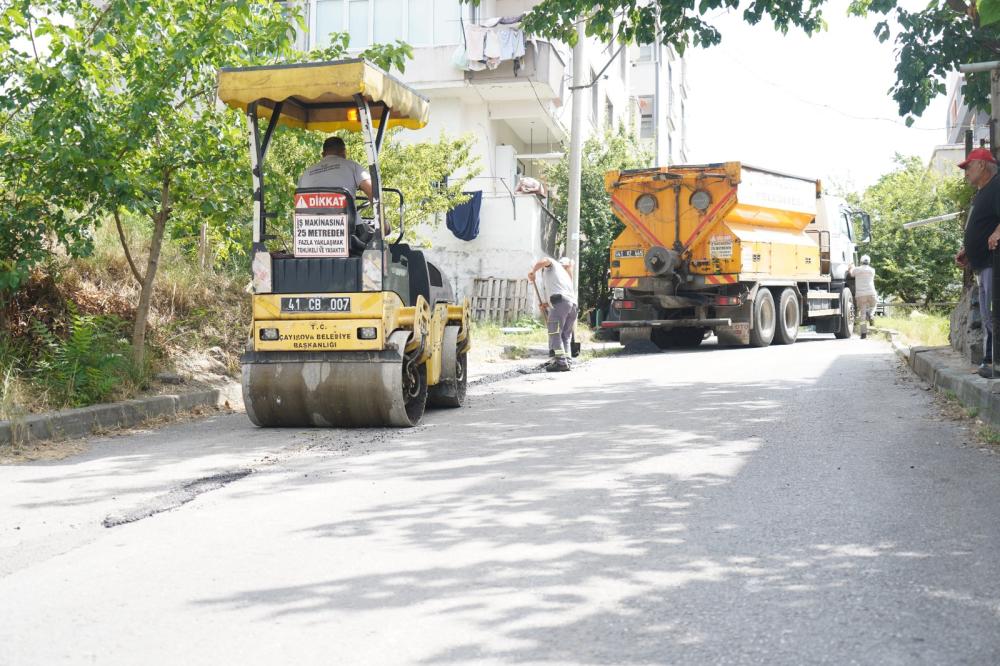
[459,16,527,72]
[446,191,483,241]
[463,24,488,71]
[498,27,525,60]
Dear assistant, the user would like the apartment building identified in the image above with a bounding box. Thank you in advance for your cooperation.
[631,42,689,165]
[929,72,990,175]
[289,0,688,313]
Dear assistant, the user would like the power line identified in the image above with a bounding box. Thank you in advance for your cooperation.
[730,60,949,131]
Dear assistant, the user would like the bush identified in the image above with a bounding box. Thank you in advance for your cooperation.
[31,306,137,407]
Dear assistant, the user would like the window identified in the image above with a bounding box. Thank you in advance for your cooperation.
[433,0,461,44]
[605,97,614,129]
[408,0,432,44]
[311,0,462,49]
[315,0,344,47]
[348,0,369,48]
[638,96,653,139]
[637,43,653,62]
[374,0,403,43]
[840,212,853,240]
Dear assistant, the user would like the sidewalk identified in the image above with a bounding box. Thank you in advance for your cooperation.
[876,328,1000,428]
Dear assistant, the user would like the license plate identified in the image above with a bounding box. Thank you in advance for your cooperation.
[280,297,352,313]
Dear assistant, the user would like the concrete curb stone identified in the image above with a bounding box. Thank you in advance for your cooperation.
[873,326,1000,429]
[0,384,241,448]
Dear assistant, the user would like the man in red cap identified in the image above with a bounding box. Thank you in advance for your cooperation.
[955,147,1000,377]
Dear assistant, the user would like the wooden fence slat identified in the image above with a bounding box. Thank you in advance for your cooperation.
[471,277,533,323]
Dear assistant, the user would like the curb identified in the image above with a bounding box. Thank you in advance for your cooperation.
[0,383,242,448]
[873,326,1000,428]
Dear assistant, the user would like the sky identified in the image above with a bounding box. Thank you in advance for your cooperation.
[685,0,953,194]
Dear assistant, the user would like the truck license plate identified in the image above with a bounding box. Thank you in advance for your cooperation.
[280,297,351,313]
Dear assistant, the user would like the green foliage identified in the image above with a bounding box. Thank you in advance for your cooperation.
[853,155,969,305]
[847,0,999,121]
[301,31,414,72]
[0,0,298,290]
[260,127,477,252]
[980,0,1000,27]
[877,312,950,347]
[516,0,826,51]
[504,0,992,123]
[545,127,651,312]
[31,306,135,408]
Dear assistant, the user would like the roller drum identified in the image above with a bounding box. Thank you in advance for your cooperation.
[242,331,426,427]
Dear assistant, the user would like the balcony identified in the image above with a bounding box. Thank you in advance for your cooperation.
[465,40,567,102]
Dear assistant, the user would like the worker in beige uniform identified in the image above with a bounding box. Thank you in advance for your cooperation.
[528,256,577,372]
[848,255,877,339]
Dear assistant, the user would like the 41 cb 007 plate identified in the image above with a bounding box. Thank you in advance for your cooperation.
[280,297,351,313]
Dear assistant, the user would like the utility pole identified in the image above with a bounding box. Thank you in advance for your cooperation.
[652,5,664,165]
[567,20,585,296]
[958,61,1000,374]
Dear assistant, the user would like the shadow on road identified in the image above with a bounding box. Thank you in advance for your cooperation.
[189,343,1000,663]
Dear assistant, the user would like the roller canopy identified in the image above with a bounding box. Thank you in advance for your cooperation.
[217,58,429,132]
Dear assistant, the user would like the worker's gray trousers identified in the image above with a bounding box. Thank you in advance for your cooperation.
[547,299,578,356]
[978,267,994,361]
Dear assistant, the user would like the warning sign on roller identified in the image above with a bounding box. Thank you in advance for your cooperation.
[294,214,349,257]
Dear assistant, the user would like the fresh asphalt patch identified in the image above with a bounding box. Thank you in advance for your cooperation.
[102,469,253,528]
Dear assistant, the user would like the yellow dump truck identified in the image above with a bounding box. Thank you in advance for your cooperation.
[601,162,870,348]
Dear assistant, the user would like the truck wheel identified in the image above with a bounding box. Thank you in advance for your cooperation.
[749,288,775,347]
[773,288,800,345]
[835,289,854,339]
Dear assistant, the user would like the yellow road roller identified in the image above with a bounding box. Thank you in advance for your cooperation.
[217,59,471,427]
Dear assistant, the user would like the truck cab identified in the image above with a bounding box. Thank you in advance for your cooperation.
[811,194,871,282]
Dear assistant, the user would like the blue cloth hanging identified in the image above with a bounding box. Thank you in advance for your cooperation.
[446,191,483,241]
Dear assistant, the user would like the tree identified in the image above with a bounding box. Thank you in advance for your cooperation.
[545,127,651,313]
[0,0,299,365]
[846,0,1000,122]
[513,0,998,123]
[853,155,971,305]
[520,0,826,54]
[1,1,475,367]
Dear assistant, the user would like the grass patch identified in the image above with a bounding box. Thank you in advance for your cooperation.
[1,217,251,420]
[469,317,601,362]
[977,424,1000,446]
[932,387,1000,448]
[876,311,949,347]
[472,318,549,349]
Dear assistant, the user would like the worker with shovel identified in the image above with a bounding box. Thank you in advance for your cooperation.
[528,256,578,372]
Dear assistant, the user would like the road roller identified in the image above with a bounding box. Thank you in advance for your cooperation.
[217,59,471,427]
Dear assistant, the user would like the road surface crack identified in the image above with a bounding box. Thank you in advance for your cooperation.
[102,470,252,528]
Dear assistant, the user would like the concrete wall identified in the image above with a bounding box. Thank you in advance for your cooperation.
[418,194,546,310]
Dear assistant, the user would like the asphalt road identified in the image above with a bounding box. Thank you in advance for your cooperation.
[2,333,999,665]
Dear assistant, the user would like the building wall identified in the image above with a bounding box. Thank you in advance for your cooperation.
[629,43,687,165]
[421,194,548,309]
[945,72,990,147]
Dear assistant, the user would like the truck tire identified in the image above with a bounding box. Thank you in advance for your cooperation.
[835,288,854,339]
[773,288,800,345]
[749,288,776,347]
